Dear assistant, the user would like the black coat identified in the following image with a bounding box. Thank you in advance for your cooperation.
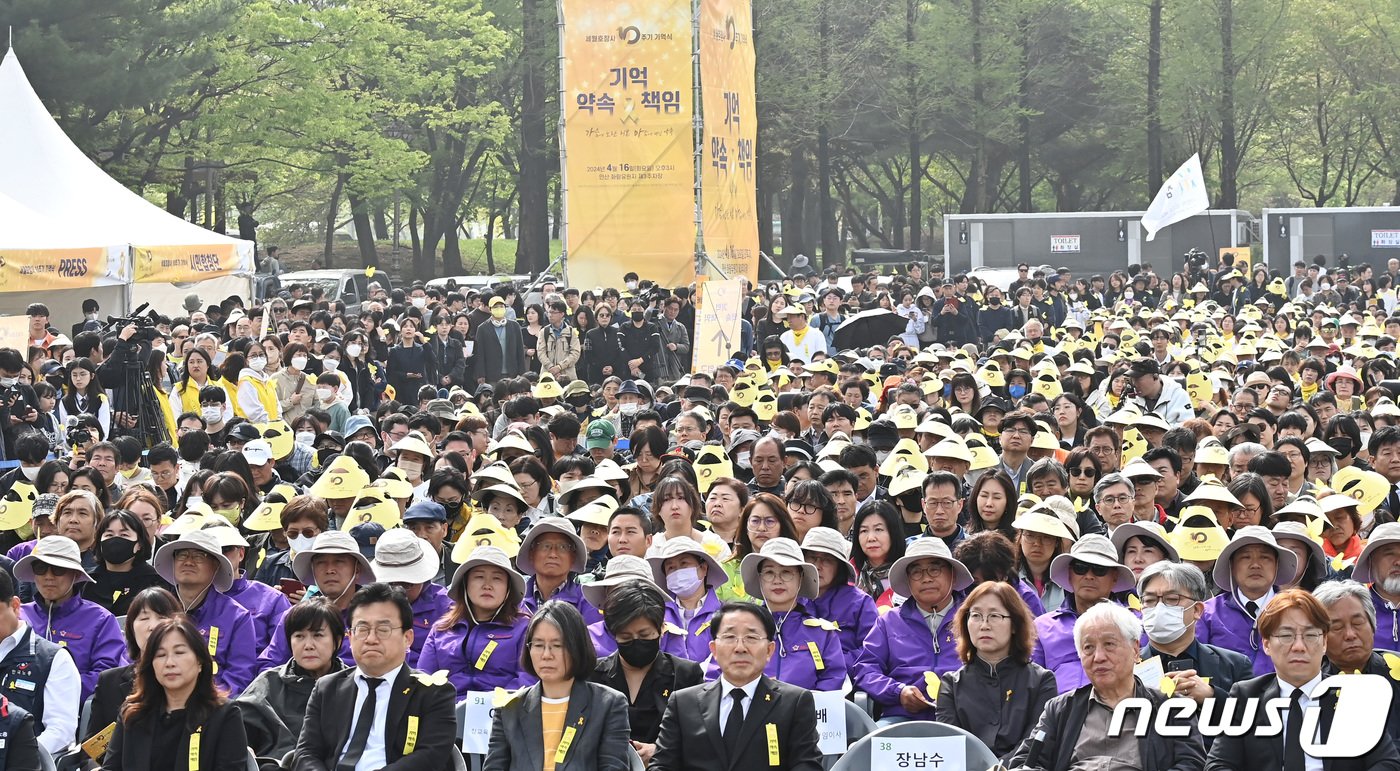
[1324,651,1400,752]
[293,665,457,771]
[236,659,347,760]
[427,333,468,387]
[931,310,977,348]
[590,651,704,744]
[473,321,528,383]
[103,701,248,771]
[617,321,660,380]
[1007,678,1206,771]
[1205,673,1400,771]
[1141,640,1254,704]
[386,343,435,402]
[86,664,135,742]
[936,656,1058,760]
[651,675,822,771]
[583,326,628,383]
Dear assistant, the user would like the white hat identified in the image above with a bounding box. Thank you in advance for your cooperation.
[740,537,819,599]
[242,439,274,467]
[448,544,525,604]
[888,537,973,598]
[1211,526,1299,592]
[646,536,727,591]
[515,519,587,576]
[581,555,657,608]
[371,529,440,585]
[1049,534,1135,592]
[153,530,235,592]
[1110,521,1180,563]
[1352,522,1400,583]
[291,530,374,586]
[14,536,94,585]
[800,527,855,585]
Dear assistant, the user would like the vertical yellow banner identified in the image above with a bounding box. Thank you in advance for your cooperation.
[560,0,696,291]
[699,0,759,283]
[692,278,745,373]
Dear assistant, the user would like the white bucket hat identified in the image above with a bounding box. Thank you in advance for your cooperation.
[371,529,440,585]
[1049,534,1135,592]
[800,527,855,585]
[515,519,587,576]
[15,536,94,585]
[1211,525,1299,592]
[1110,521,1180,563]
[153,530,235,592]
[888,537,973,598]
[581,555,657,608]
[1352,522,1400,583]
[448,544,525,604]
[646,536,727,591]
[740,537,819,599]
[291,530,375,586]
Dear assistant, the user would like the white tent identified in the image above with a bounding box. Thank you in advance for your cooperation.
[0,50,254,316]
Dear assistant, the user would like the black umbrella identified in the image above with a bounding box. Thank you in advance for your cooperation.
[832,309,909,350]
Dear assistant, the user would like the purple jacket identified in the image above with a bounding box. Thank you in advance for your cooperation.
[809,583,879,660]
[5,541,33,564]
[186,588,258,695]
[851,596,963,720]
[703,600,847,691]
[418,612,534,699]
[1016,578,1046,617]
[1374,587,1399,648]
[21,594,124,701]
[1032,598,1143,693]
[1197,591,1274,675]
[257,604,354,672]
[225,573,292,651]
[407,582,454,668]
[521,577,603,626]
[661,590,722,662]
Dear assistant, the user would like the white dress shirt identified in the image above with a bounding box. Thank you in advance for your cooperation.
[0,621,79,756]
[716,675,761,731]
[1277,673,1325,771]
[341,664,403,771]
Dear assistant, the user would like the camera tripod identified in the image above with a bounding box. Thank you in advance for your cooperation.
[109,344,170,449]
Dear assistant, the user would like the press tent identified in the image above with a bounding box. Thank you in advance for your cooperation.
[0,189,129,327]
[0,49,255,318]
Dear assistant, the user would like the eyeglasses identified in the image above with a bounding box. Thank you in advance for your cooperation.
[434,498,463,508]
[1069,467,1097,477]
[1140,592,1191,609]
[1270,630,1325,647]
[526,641,565,655]
[534,542,576,554]
[1070,561,1113,577]
[285,527,319,539]
[1098,494,1132,506]
[715,634,767,648]
[923,498,960,510]
[30,563,72,578]
[908,563,950,581]
[748,516,780,530]
[968,612,1010,625]
[761,568,800,583]
[173,549,212,564]
[350,622,402,640]
[1001,427,1031,436]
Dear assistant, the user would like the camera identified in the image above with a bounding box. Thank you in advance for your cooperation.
[104,302,161,344]
[1184,249,1208,269]
[69,428,92,448]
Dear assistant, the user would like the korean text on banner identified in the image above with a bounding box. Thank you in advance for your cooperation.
[133,244,243,283]
[0,246,125,293]
[560,0,695,291]
[1141,153,1210,242]
[693,278,745,374]
[699,0,759,282]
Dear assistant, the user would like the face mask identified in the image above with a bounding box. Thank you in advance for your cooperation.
[617,637,660,668]
[412,297,427,308]
[153,344,166,353]
[213,506,242,524]
[249,356,267,372]
[631,311,645,323]
[666,566,704,598]
[86,313,98,321]
[291,356,308,370]
[316,388,335,402]
[295,431,316,445]
[626,281,639,291]
[100,537,138,565]
[735,451,751,470]
[1069,293,1079,301]
[201,406,223,423]
[346,343,363,359]
[0,378,16,388]
[290,534,316,553]
[1124,291,1135,301]
[568,395,590,408]
[1009,384,1027,399]
[491,307,506,320]
[1321,283,1332,291]
[121,467,141,479]
[619,403,638,416]
[988,297,1000,305]
[875,449,891,465]
[323,359,340,372]
[1141,603,1189,645]
[398,458,423,477]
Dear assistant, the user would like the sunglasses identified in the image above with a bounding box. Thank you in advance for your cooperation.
[1070,561,1113,578]
[1068,466,1097,477]
[31,563,73,578]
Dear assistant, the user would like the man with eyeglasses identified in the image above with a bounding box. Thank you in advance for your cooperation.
[152,530,258,694]
[997,410,1039,492]
[1316,580,1400,753]
[922,471,966,550]
[1138,562,1251,709]
[1197,526,1298,676]
[1092,473,1136,535]
[1206,588,1400,770]
[294,582,457,771]
[651,602,822,771]
[1033,534,1136,694]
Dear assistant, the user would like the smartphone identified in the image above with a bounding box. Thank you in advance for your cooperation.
[279,578,306,595]
[1164,658,1195,673]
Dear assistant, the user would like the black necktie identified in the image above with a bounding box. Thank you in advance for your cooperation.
[1245,601,1259,618]
[338,676,383,771]
[724,688,746,757]
[1284,689,1305,771]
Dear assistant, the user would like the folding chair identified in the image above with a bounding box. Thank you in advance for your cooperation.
[829,720,999,771]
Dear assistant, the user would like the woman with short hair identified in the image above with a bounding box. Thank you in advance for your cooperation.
[236,599,347,760]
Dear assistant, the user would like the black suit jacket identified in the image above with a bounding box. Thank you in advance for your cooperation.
[292,665,457,771]
[103,702,247,771]
[86,664,136,741]
[483,679,632,771]
[1206,673,1400,771]
[650,675,822,771]
[1142,641,1254,702]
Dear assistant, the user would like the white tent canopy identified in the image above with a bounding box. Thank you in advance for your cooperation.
[0,189,115,249]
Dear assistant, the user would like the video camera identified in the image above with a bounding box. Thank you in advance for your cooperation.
[1184,248,1209,270]
[104,302,161,344]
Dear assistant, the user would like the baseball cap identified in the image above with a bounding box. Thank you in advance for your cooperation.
[242,439,274,466]
[402,501,448,523]
[585,420,617,450]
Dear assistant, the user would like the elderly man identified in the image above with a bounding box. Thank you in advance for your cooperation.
[257,530,374,671]
[153,529,258,694]
[1351,523,1400,646]
[1093,473,1136,535]
[851,538,973,724]
[1316,580,1400,752]
[1197,526,1298,675]
[1138,562,1252,705]
[1032,535,1136,694]
[747,435,786,496]
[1009,602,1206,771]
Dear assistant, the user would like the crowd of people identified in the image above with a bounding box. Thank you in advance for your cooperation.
[0,250,1396,770]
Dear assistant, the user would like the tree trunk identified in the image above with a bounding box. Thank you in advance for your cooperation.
[486,205,498,274]
[964,0,987,214]
[1147,0,1164,198]
[214,182,228,234]
[347,191,379,268]
[1017,12,1032,212]
[551,184,562,239]
[410,204,422,262]
[517,0,551,276]
[323,174,345,268]
[373,208,390,241]
[1218,0,1238,207]
[816,0,842,267]
[443,222,465,275]
[906,0,921,249]
[784,151,810,260]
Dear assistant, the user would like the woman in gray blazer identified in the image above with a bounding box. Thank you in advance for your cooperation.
[484,600,632,771]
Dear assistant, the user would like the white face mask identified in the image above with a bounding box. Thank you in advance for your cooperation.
[346,344,363,359]
[412,297,427,308]
[0,378,15,388]
[20,466,40,481]
[398,458,423,477]
[735,451,751,470]
[295,431,316,445]
[248,356,267,372]
[152,344,166,353]
[289,534,316,553]
[291,356,308,370]
[316,387,335,402]
[323,359,340,372]
[619,403,638,416]
[666,567,704,598]
[1141,602,1190,645]
[201,406,223,423]
[213,351,226,366]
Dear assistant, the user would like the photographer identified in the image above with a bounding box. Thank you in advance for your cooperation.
[94,321,146,440]
[0,347,40,460]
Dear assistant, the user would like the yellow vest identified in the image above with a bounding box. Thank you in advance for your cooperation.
[174,377,225,415]
[236,375,280,421]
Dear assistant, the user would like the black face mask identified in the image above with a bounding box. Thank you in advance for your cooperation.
[100,537,138,565]
[617,637,660,668]
[631,311,645,323]
[440,501,463,520]
[1327,437,1356,457]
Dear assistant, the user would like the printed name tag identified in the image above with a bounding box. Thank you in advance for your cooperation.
[11,680,34,692]
[807,641,825,671]
[207,626,220,656]
[555,725,577,763]
[189,730,201,771]
[405,715,419,754]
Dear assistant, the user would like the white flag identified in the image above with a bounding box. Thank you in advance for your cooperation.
[1141,154,1210,241]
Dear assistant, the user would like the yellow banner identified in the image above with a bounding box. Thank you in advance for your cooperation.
[699,0,759,283]
[0,247,119,293]
[0,316,28,349]
[133,244,243,283]
[693,278,745,373]
[560,0,695,290]
[1219,246,1251,273]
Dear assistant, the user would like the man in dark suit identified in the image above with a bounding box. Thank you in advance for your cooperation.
[293,582,456,771]
[1138,562,1253,705]
[1206,588,1400,771]
[651,602,822,771]
[1316,580,1400,753]
[473,295,528,384]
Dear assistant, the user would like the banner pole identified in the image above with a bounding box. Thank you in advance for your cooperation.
[555,0,570,286]
[692,0,706,283]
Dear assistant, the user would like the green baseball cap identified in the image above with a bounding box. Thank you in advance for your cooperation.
[585,420,617,450]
